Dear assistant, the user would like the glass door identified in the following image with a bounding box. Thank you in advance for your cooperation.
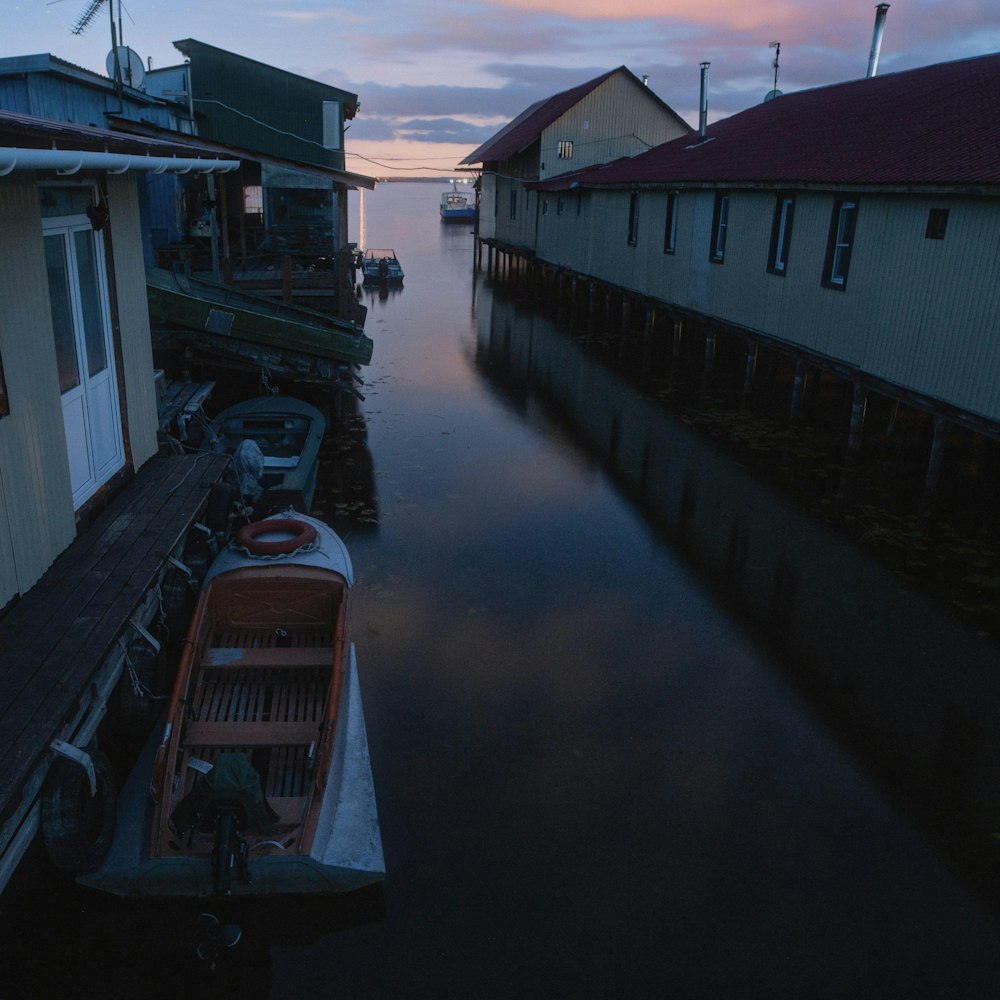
[43,212,124,508]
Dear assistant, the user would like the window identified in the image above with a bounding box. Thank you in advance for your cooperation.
[663,191,678,254]
[510,188,517,220]
[542,198,549,216]
[925,208,949,239]
[243,185,263,215]
[557,197,565,216]
[558,140,574,159]
[627,192,639,246]
[710,192,730,262]
[768,194,795,274]
[823,198,858,289]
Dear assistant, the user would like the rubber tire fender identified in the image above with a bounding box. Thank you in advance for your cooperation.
[41,745,117,875]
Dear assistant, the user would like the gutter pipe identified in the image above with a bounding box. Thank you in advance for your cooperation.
[0,147,240,177]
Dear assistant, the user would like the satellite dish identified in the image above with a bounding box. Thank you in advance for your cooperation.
[106,46,145,89]
[764,89,784,101]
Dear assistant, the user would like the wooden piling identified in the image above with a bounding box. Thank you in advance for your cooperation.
[790,360,808,423]
[925,415,949,494]
[848,383,867,452]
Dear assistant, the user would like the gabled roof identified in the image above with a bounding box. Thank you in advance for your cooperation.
[532,52,1000,191]
[461,67,687,165]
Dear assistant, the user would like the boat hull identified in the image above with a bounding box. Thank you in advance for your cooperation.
[147,267,374,366]
[209,396,326,511]
[79,513,384,898]
[79,648,383,897]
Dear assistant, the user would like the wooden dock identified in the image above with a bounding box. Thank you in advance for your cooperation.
[0,451,229,890]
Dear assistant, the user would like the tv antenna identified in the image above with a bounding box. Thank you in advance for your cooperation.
[769,40,781,92]
[67,0,135,93]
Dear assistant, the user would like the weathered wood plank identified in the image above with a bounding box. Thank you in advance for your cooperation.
[202,647,333,668]
[0,453,228,817]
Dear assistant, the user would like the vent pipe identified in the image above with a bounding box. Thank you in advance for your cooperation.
[699,62,710,139]
[866,3,890,78]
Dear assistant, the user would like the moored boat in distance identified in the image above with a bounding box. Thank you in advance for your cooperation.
[209,396,326,512]
[360,249,404,284]
[79,511,385,897]
[439,182,476,223]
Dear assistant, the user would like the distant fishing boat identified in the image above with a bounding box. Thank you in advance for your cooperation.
[440,182,476,223]
[79,511,385,898]
[360,250,404,284]
[147,267,374,368]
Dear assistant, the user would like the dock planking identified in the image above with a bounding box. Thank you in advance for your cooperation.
[0,452,229,828]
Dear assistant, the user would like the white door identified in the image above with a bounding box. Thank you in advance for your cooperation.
[43,217,125,508]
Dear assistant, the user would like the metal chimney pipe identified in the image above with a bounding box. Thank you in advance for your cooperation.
[867,3,891,78]
[699,62,710,139]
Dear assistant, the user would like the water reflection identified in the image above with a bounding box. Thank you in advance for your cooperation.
[474,277,1000,888]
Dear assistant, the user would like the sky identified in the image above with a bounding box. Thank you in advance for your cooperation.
[7,0,1000,178]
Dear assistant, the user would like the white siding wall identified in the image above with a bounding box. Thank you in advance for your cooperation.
[535,185,1000,425]
[539,75,689,179]
[0,178,76,606]
[107,173,159,468]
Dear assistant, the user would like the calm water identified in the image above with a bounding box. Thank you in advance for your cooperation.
[2,181,1000,998]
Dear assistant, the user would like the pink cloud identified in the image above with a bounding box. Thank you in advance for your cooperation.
[485,0,803,31]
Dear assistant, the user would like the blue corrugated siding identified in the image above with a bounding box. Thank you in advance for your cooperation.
[0,78,30,113]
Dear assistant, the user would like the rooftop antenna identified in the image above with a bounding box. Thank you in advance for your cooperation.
[763,41,784,101]
[71,0,130,93]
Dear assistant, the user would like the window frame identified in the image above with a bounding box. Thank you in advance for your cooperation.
[823,198,859,290]
[0,348,8,418]
[558,139,574,160]
[925,208,949,240]
[663,191,678,255]
[767,193,795,275]
[627,191,639,247]
[709,191,730,263]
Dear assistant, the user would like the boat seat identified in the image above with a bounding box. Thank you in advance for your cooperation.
[201,647,334,668]
[183,720,323,748]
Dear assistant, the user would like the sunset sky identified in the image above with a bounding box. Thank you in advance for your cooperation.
[8,1,1000,178]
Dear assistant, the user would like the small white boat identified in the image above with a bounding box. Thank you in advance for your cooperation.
[78,511,385,897]
[440,183,476,223]
[209,396,325,511]
[360,249,404,284]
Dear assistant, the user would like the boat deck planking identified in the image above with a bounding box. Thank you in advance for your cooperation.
[0,453,229,831]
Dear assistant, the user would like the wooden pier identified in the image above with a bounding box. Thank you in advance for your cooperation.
[0,451,229,891]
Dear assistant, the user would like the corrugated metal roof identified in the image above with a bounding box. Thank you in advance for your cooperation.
[0,108,226,159]
[532,52,1000,190]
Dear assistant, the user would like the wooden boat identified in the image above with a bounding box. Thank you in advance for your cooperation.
[209,396,326,511]
[440,183,476,223]
[79,512,385,897]
[360,250,404,284]
[147,266,374,367]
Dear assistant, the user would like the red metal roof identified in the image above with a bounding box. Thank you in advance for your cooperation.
[461,68,628,165]
[532,52,1000,190]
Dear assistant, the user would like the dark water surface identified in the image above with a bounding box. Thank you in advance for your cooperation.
[2,181,999,998]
